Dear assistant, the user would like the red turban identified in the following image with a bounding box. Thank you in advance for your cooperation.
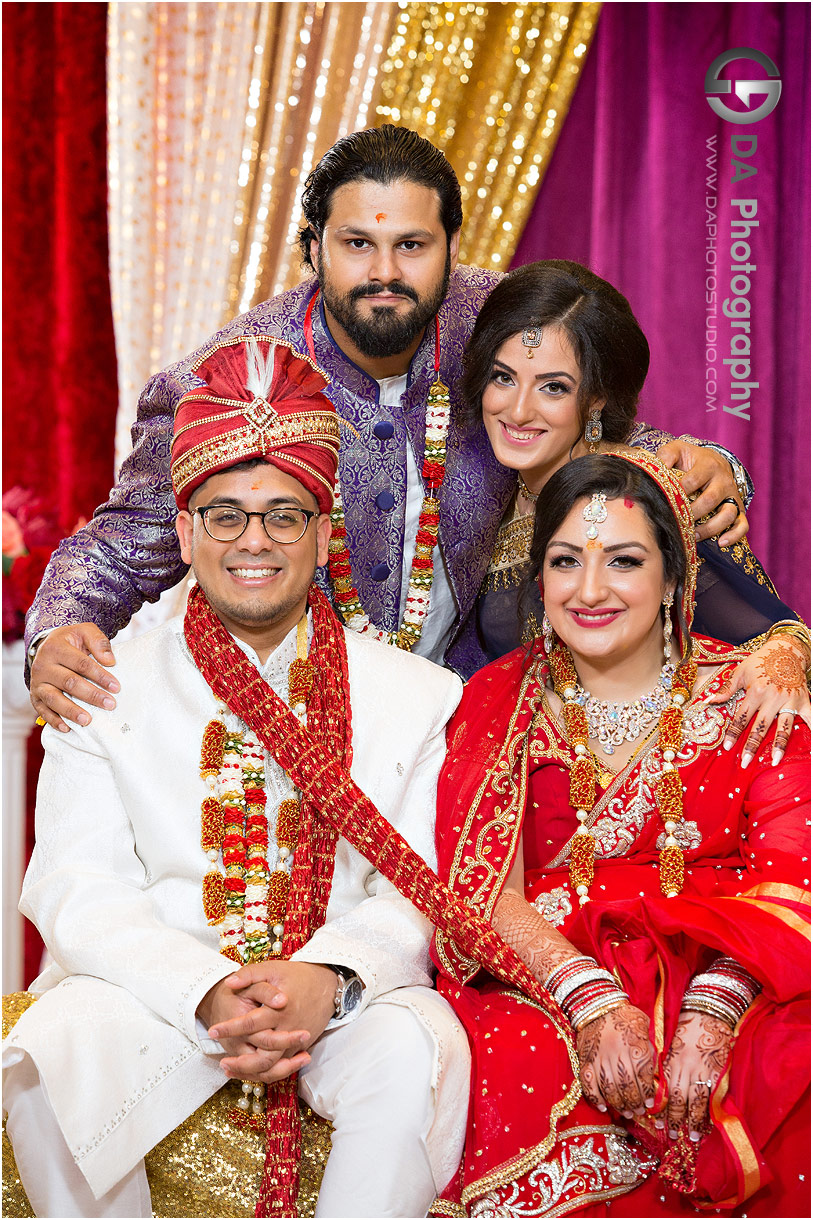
[171,335,340,513]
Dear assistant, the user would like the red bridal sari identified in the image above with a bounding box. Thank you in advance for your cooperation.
[433,635,810,1218]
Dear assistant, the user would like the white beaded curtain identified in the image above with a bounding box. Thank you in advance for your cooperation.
[108,1,397,471]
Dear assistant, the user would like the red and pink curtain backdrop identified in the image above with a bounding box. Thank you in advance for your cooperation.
[513,2,810,617]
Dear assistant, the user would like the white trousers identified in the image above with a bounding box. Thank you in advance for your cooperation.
[5,994,469,1219]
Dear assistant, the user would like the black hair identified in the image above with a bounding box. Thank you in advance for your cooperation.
[521,454,690,659]
[298,125,463,268]
[461,260,650,441]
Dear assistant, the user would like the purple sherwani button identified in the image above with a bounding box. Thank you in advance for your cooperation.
[373,421,394,440]
[375,491,395,511]
[371,563,390,581]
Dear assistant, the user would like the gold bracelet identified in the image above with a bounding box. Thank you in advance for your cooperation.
[766,619,811,651]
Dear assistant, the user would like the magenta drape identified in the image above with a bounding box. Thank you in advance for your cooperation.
[513,4,810,619]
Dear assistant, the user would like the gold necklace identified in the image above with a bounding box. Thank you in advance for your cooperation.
[516,472,539,504]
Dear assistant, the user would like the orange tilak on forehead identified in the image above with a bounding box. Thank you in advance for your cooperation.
[585,539,603,551]
[375,213,386,223]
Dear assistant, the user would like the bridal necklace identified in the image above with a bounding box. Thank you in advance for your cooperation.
[571,662,676,756]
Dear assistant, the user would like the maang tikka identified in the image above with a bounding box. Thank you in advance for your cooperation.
[521,326,543,358]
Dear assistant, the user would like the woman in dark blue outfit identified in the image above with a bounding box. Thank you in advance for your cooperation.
[464,260,809,744]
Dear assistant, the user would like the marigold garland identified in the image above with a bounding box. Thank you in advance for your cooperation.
[550,638,698,902]
[197,613,311,1130]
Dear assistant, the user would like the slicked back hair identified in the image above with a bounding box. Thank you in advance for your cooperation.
[299,125,463,268]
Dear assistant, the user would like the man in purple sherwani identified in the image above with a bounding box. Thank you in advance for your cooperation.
[28,126,746,728]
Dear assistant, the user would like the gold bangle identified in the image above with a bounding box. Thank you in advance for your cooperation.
[766,620,811,651]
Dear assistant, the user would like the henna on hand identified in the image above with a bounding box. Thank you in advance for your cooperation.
[576,1002,656,1116]
[662,1011,733,1140]
[757,643,807,694]
[492,887,578,985]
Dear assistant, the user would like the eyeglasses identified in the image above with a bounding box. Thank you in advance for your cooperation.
[195,504,317,544]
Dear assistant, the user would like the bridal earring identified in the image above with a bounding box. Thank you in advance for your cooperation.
[542,611,555,656]
[584,409,603,453]
[662,592,674,663]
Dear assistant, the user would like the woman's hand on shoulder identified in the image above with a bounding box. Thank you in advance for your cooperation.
[710,636,811,766]
[659,1010,733,1142]
[577,1001,656,1117]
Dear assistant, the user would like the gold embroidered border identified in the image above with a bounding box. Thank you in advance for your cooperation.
[730,896,811,942]
[172,422,340,497]
[742,881,811,906]
[436,660,544,978]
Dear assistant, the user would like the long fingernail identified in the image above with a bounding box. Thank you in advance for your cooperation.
[622,1110,633,1119]
[597,1104,607,1112]
[668,1129,679,1140]
[689,1131,702,1143]
[723,738,733,751]
[644,1099,655,1109]
[103,697,115,710]
[741,752,753,769]
[771,749,783,767]
[654,1120,665,1130]
[634,1108,645,1116]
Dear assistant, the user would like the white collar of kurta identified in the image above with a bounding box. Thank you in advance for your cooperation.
[229,611,313,699]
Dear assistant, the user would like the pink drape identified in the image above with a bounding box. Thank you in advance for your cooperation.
[513,4,810,619]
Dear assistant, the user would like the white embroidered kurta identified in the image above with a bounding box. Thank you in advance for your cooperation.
[3,616,463,1198]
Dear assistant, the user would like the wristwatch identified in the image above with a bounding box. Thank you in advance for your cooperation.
[326,965,364,1020]
[696,439,752,508]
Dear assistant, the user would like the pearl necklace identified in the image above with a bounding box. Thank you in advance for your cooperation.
[572,662,676,756]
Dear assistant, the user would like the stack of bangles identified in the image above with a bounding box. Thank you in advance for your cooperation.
[544,955,628,1032]
[681,956,761,1030]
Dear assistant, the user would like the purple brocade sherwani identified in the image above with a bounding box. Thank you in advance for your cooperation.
[25,266,679,679]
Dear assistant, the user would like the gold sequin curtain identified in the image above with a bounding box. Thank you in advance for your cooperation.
[374,2,600,271]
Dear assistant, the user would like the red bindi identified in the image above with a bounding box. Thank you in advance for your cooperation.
[624,497,635,508]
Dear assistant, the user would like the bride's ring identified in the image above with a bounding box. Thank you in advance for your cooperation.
[778,708,797,717]
[693,1078,714,1088]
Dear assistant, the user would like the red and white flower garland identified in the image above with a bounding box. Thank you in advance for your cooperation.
[327,376,450,651]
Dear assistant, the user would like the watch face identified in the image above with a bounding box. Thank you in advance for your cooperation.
[343,977,364,1013]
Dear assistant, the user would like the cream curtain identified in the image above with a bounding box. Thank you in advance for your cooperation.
[107,1,396,468]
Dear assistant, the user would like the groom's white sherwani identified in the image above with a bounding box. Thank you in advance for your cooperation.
[3,614,468,1213]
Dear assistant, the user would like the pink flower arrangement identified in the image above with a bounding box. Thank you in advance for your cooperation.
[2,487,84,643]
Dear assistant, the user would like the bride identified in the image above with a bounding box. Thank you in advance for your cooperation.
[433,451,810,1216]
